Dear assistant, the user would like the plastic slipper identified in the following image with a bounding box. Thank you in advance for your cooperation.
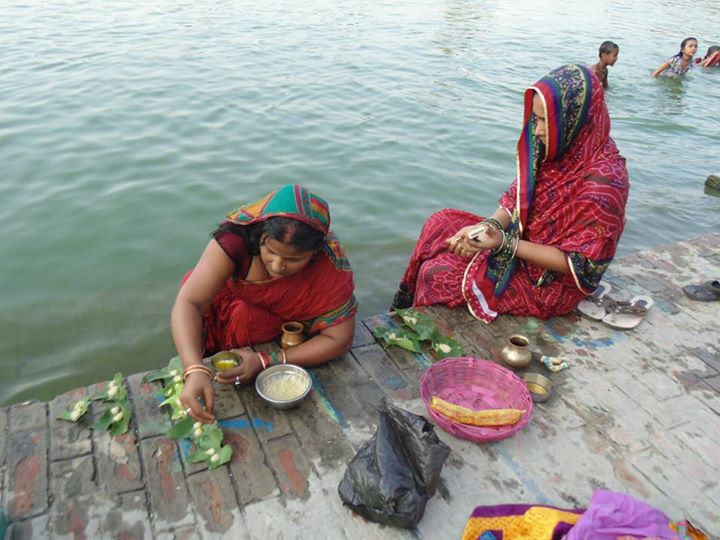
[601,295,654,329]
[577,281,613,320]
[682,280,720,302]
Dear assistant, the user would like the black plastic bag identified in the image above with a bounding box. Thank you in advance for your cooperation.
[338,398,451,528]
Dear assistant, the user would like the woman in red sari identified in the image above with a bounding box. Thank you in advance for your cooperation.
[393,64,629,322]
[173,184,357,422]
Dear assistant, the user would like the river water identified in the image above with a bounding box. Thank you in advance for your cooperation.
[1,0,718,405]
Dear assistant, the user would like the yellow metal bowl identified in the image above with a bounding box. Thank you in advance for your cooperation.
[209,351,240,372]
[522,372,553,403]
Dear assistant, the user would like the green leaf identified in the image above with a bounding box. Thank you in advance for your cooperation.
[109,403,131,436]
[209,445,233,469]
[142,369,171,383]
[91,408,115,432]
[57,398,90,422]
[166,416,194,440]
[381,327,422,353]
[195,426,223,449]
[187,449,209,464]
[431,335,465,359]
[396,308,437,341]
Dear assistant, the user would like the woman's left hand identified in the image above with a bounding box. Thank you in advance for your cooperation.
[215,348,264,385]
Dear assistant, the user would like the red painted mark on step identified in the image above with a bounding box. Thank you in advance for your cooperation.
[279,448,307,495]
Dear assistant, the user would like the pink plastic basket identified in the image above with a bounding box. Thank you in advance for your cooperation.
[420,356,533,442]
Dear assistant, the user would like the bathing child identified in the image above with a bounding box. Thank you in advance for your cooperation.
[592,41,619,89]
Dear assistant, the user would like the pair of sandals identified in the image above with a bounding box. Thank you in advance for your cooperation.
[682,280,720,302]
[577,281,654,329]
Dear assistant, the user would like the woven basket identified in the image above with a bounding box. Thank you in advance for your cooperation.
[420,356,533,442]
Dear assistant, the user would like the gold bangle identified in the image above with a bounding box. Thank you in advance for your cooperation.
[182,365,212,382]
[279,349,287,364]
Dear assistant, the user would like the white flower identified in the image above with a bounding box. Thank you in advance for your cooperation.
[173,376,182,383]
[206,448,216,456]
[193,422,202,430]
[112,412,124,422]
[210,454,220,463]
[169,369,179,377]
[107,387,118,398]
[437,343,452,353]
[388,333,397,340]
[110,406,121,415]
[193,428,203,438]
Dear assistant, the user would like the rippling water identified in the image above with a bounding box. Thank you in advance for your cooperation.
[1,0,718,405]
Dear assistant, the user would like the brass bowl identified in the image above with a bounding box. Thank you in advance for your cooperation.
[209,351,241,372]
[522,373,553,403]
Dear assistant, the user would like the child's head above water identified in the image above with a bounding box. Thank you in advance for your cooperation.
[704,45,720,59]
[598,41,619,66]
[677,37,698,57]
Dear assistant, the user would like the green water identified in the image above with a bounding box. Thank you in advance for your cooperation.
[1,0,719,405]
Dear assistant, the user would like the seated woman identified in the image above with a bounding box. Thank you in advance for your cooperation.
[392,64,629,323]
[173,184,357,422]
[652,37,698,77]
[699,45,720,67]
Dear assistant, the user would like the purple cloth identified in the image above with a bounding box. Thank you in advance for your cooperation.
[566,490,676,539]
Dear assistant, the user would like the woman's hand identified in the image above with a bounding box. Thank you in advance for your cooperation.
[180,372,215,423]
[446,224,503,258]
[215,348,264,386]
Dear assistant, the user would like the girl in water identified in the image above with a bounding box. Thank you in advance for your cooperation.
[652,37,698,78]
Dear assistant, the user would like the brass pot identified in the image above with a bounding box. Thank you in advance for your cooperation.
[280,321,305,350]
[500,334,532,368]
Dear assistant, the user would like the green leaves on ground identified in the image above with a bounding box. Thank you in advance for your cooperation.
[373,308,465,359]
[56,372,132,435]
[151,356,233,469]
[372,325,422,352]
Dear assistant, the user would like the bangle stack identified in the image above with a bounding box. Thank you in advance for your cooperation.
[490,225,520,262]
[257,350,289,370]
[183,364,213,382]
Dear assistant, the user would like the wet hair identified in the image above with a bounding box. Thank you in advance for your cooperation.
[599,41,619,57]
[705,45,720,59]
[677,37,698,56]
[213,216,326,256]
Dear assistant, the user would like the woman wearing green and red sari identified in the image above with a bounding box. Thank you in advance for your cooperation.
[173,184,357,422]
[392,64,629,322]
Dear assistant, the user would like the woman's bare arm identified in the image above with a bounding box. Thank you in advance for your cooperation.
[171,239,235,369]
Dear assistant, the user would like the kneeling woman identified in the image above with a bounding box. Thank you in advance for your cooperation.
[393,64,629,322]
[173,184,357,422]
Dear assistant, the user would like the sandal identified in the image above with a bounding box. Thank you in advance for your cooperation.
[577,281,613,320]
[601,295,654,329]
[682,280,720,302]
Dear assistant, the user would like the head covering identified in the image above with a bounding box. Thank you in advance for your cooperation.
[516,64,596,232]
[226,184,331,235]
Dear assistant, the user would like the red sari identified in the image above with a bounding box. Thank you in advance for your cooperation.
[398,65,629,321]
[183,184,357,353]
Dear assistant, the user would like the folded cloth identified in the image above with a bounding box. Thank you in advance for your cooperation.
[566,490,676,539]
[540,354,569,372]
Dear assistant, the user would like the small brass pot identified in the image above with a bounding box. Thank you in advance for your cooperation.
[280,321,305,350]
[500,334,532,369]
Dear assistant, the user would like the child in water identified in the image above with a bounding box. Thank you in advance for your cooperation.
[653,37,698,77]
[592,41,619,89]
[699,45,720,67]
